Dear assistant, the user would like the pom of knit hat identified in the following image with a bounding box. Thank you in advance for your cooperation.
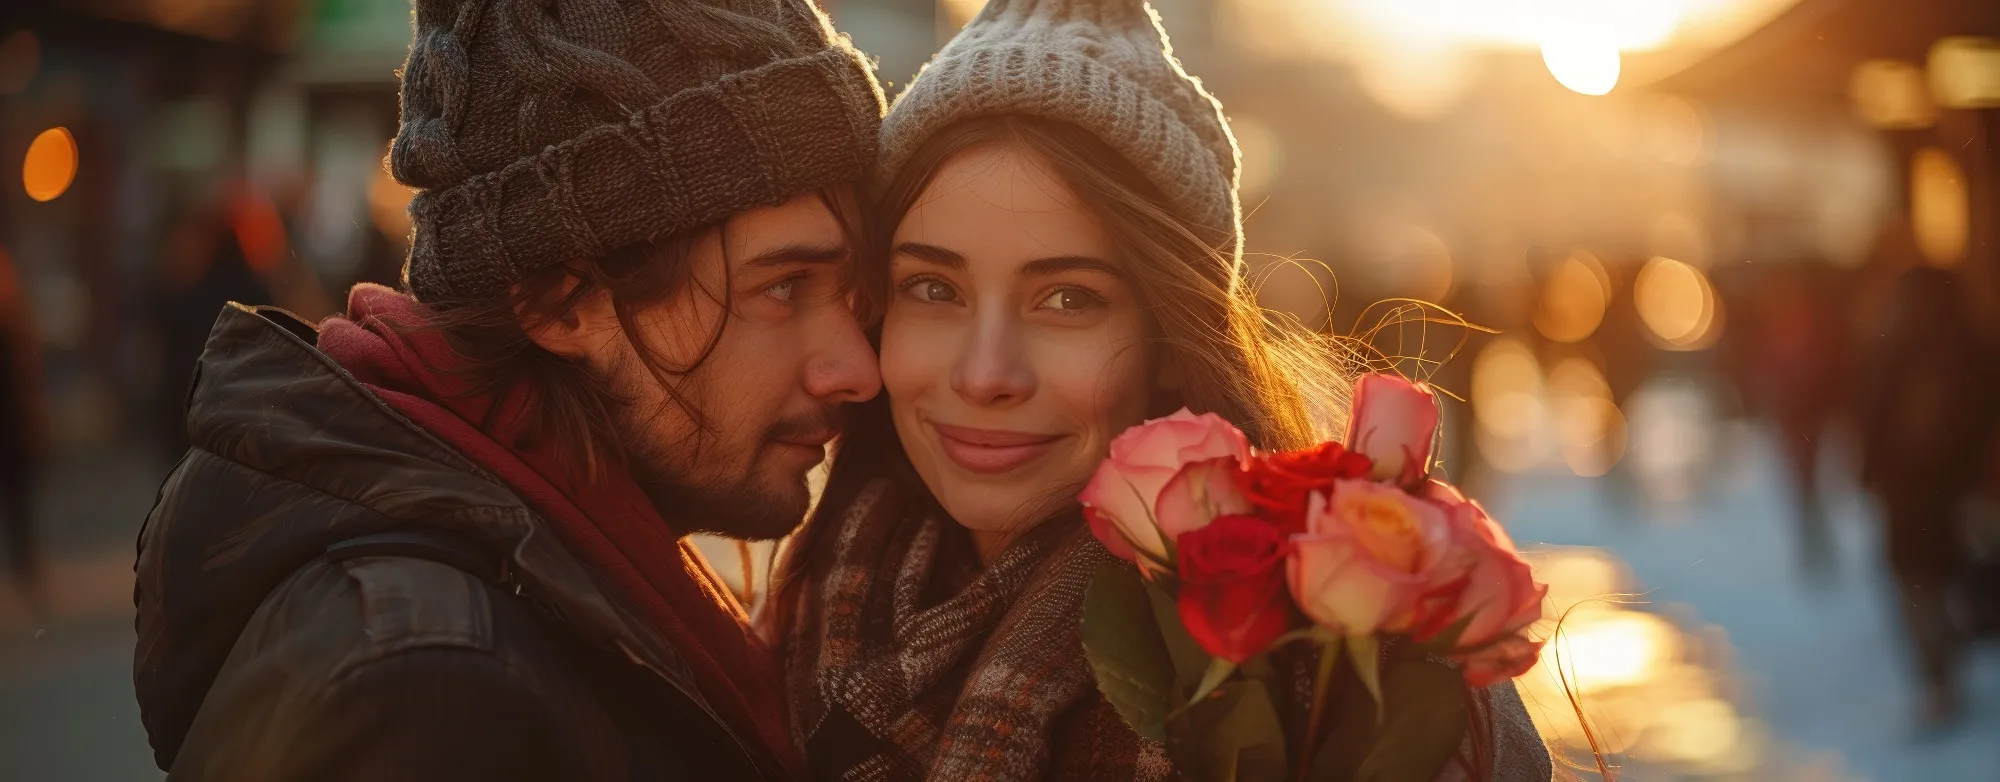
[878,0,1243,262]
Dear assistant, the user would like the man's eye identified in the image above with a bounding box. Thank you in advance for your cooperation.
[766,279,796,302]
[1035,288,1102,312]
[906,278,958,303]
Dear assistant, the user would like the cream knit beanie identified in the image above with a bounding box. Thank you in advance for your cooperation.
[878,0,1243,262]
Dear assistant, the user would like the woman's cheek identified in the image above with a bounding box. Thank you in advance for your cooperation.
[1042,319,1152,460]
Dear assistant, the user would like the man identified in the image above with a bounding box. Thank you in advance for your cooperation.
[132,1,885,779]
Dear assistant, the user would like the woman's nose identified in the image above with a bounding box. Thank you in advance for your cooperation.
[950,315,1034,407]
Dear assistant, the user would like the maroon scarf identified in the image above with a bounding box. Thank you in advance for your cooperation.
[318,283,803,779]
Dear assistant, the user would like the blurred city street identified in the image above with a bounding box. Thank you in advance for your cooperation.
[1489,393,2000,780]
[0,446,165,782]
[4,0,1999,779]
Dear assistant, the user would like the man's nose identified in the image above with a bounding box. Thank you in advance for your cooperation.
[804,306,882,404]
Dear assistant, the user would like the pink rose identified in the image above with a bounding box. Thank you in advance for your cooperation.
[1154,457,1254,540]
[1412,481,1548,683]
[1287,480,1454,636]
[1082,409,1251,570]
[1457,633,1545,688]
[1346,373,1440,486]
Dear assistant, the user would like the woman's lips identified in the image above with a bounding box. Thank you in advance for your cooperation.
[931,422,1064,475]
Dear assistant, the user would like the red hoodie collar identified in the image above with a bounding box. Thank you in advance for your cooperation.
[317,283,803,779]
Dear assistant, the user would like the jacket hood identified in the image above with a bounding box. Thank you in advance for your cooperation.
[132,304,720,771]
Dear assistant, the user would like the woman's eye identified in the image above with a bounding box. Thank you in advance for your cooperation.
[765,279,797,302]
[908,279,959,303]
[1036,288,1102,312]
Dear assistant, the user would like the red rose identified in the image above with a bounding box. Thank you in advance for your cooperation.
[1176,514,1296,663]
[1236,442,1373,532]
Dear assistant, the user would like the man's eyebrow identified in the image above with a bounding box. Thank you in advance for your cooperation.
[891,242,967,271]
[1020,255,1122,279]
[742,243,850,270]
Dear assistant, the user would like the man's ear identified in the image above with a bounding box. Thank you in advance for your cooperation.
[519,272,618,363]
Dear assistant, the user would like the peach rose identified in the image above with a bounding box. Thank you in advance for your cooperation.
[1346,373,1440,486]
[1287,480,1454,636]
[1413,481,1548,683]
[1082,409,1250,570]
[1457,633,1545,688]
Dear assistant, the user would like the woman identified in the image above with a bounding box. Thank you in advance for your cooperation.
[770,1,1551,778]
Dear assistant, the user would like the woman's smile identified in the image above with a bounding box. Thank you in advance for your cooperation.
[929,421,1067,475]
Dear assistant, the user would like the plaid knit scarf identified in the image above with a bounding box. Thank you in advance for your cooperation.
[783,478,1172,781]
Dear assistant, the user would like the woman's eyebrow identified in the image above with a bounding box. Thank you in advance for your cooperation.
[891,242,967,270]
[1020,255,1122,279]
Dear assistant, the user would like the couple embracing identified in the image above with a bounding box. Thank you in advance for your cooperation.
[132,0,1552,779]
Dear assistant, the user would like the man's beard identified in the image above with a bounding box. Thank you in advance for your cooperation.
[626,407,842,541]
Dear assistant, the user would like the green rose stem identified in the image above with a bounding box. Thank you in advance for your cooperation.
[1294,633,1342,782]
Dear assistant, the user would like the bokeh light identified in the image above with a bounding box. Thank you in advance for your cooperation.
[1927,36,2000,110]
[1519,547,1762,776]
[368,145,417,245]
[1849,59,1937,129]
[1548,356,1627,477]
[1547,609,1681,693]
[0,29,38,95]
[1473,336,1551,472]
[1541,33,1621,95]
[1533,251,1609,343]
[1635,255,1720,349]
[22,126,78,202]
[1910,146,1969,268]
[1641,96,1711,166]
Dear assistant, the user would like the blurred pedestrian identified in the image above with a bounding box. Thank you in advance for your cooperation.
[1857,264,2000,728]
[1738,261,1850,583]
[148,187,275,460]
[0,244,47,605]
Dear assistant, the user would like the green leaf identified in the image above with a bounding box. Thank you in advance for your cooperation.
[1352,657,1469,782]
[1183,657,1237,712]
[1345,635,1384,723]
[1306,645,1376,782]
[1417,613,1479,655]
[1145,578,1215,697]
[1166,679,1290,782]
[1082,562,1177,742]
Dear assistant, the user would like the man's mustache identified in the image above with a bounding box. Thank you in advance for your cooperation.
[767,405,849,445]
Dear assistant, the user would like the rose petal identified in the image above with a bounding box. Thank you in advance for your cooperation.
[1155,457,1253,540]
[1347,373,1440,485]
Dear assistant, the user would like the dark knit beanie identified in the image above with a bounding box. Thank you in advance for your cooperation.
[878,0,1242,264]
[393,0,887,304]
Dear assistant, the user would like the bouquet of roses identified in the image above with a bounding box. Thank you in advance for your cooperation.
[1079,373,1548,782]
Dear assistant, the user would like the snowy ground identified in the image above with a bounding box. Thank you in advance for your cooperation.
[1489,414,2000,781]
